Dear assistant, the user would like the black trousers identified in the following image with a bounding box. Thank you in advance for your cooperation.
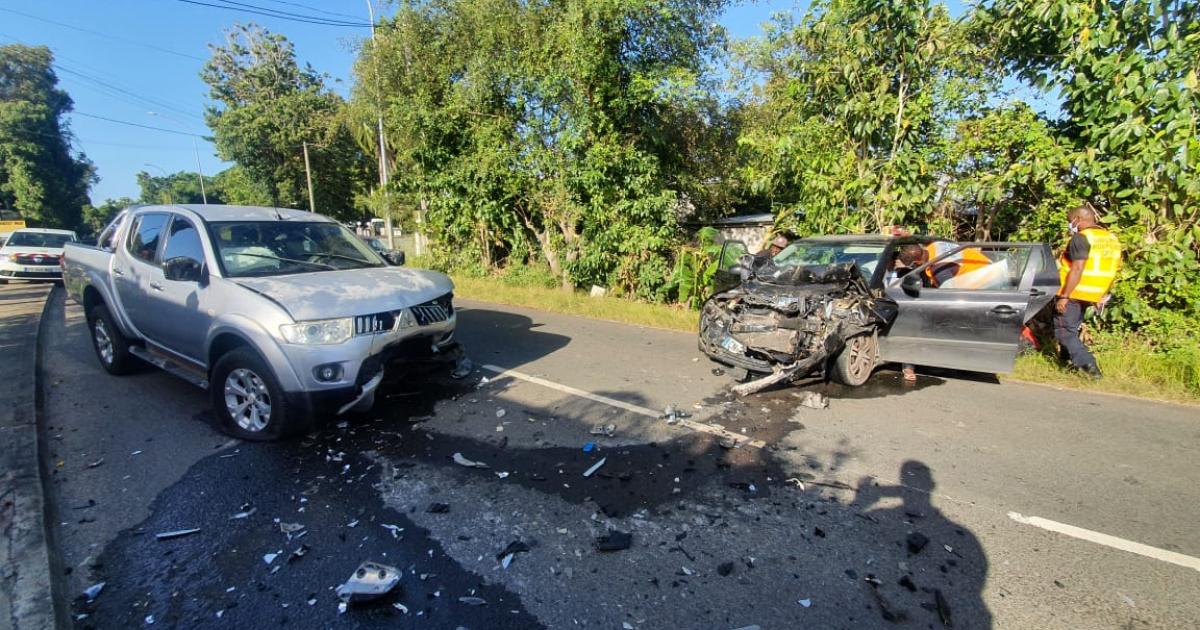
[1053,298,1097,369]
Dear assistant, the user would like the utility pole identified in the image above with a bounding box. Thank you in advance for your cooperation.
[367,0,395,249]
[302,142,316,212]
[192,136,208,204]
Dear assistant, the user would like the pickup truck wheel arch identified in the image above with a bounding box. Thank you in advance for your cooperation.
[86,304,136,375]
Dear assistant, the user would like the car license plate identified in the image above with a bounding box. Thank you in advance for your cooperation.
[26,266,51,273]
[720,336,745,354]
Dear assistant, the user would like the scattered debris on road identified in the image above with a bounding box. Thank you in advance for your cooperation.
[906,532,930,554]
[336,561,402,603]
[85,458,104,469]
[452,452,489,469]
[589,423,616,437]
[427,502,450,513]
[595,529,632,552]
[262,551,280,565]
[583,457,607,478]
[458,596,488,606]
[660,405,692,424]
[798,391,829,409]
[798,598,812,608]
[497,540,531,568]
[228,506,256,520]
[154,528,200,541]
[83,582,104,601]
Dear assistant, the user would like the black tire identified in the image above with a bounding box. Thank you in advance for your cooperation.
[0,278,9,285]
[833,332,878,387]
[87,304,136,375]
[210,347,301,441]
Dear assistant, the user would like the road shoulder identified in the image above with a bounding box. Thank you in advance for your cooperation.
[0,283,56,630]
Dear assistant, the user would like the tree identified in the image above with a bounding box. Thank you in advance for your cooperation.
[136,170,210,205]
[355,0,729,294]
[982,0,1200,341]
[0,45,95,229]
[736,0,990,235]
[80,197,135,237]
[202,24,371,218]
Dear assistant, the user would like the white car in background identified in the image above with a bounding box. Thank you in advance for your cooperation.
[0,228,78,284]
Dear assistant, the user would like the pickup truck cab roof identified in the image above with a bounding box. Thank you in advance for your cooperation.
[130,204,337,224]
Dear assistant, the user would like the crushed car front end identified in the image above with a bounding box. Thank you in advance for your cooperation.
[699,262,894,390]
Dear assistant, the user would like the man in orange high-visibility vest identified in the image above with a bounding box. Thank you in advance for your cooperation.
[1054,203,1122,379]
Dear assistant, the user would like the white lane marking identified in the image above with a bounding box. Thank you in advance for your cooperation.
[480,364,765,448]
[1009,512,1200,572]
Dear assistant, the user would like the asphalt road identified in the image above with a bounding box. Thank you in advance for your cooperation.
[18,284,1199,629]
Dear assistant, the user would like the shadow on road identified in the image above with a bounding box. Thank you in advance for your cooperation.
[454,306,571,370]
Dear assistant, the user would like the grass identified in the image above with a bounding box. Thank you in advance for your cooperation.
[450,275,697,332]
[448,273,1199,404]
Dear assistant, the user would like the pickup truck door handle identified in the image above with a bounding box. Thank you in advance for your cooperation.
[149,282,163,291]
[112,268,125,277]
[990,305,1018,317]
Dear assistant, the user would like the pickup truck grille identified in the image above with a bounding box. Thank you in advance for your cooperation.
[353,293,454,336]
[412,293,453,326]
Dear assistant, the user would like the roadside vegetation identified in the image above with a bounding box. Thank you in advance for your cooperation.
[1,0,1195,396]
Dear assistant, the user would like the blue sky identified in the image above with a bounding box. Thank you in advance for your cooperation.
[2,0,990,204]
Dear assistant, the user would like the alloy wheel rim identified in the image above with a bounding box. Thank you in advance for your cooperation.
[224,368,272,432]
[94,320,113,365]
[849,337,873,378]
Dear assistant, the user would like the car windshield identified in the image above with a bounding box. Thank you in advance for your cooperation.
[6,232,73,248]
[760,240,886,283]
[209,221,385,278]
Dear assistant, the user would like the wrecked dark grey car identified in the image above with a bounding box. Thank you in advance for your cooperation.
[699,235,1060,394]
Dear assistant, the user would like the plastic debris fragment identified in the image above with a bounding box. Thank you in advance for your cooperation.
[335,561,402,603]
[83,582,105,600]
[595,529,632,552]
[589,424,616,437]
[583,457,607,478]
[452,452,489,469]
[798,598,812,608]
[799,391,829,409]
[155,528,201,541]
[458,596,488,606]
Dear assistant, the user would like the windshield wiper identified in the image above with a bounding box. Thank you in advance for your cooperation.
[231,252,335,271]
[310,252,378,266]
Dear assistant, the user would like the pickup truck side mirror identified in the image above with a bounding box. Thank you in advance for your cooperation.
[901,272,922,296]
[385,250,406,266]
[164,256,205,283]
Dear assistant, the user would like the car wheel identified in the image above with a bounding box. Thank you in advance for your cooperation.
[210,347,299,441]
[833,333,878,387]
[87,304,135,375]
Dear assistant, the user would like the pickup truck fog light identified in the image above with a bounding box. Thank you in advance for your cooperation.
[313,363,344,382]
[280,318,354,345]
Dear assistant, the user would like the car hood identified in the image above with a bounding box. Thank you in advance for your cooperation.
[2,246,65,256]
[234,267,454,321]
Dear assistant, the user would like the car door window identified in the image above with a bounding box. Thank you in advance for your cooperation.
[127,213,170,264]
[905,244,1033,292]
[719,240,749,270]
[162,216,205,264]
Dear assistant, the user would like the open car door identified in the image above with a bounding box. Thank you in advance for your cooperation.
[711,240,749,294]
[879,242,1060,374]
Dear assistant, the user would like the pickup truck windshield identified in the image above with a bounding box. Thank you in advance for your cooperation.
[209,221,385,278]
[6,232,73,248]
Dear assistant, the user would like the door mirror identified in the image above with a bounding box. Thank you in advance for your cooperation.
[384,250,406,266]
[901,273,922,296]
[163,256,205,283]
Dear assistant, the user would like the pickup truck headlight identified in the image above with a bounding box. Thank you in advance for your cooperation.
[279,318,354,345]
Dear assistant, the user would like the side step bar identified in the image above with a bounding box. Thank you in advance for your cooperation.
[129,346,209,389]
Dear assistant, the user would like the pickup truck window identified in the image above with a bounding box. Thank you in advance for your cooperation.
[208,221,384,278]
[127,213,170,264]
[163,216,205,264]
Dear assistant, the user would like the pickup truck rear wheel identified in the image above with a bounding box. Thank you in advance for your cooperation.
[87,304,135,375]
[833,333,878,387]
[211,347,297,441]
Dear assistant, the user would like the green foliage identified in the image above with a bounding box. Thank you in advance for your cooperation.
[667,226,723,308]
[202,24,371,219]
[983,0,1200,343]
[80,197,135,237]
[353,0,730,291]
[0,45,94,229]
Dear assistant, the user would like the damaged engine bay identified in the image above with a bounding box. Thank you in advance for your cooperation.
[699,259,897,395]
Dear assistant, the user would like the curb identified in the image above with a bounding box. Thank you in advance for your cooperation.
[0,284,57,630]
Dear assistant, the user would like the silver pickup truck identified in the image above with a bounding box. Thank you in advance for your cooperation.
[63,204,466,440]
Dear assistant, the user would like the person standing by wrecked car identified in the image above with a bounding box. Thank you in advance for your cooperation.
[754,235,789,263]
[1054,203,1122,379]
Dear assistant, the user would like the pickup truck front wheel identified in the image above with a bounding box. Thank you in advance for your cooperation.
[87,304,135,375]
[211,347,298,441]
[832,332,878,387]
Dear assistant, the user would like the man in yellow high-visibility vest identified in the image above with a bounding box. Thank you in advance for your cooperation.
[1054,203,1122,379]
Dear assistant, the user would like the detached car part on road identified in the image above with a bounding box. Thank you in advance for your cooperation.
[63,204,466,440]
[699,235,1060,393]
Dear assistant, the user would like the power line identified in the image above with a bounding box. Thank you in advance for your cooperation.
[0,6,205,61]
[176,0,371,27]
[73,112,204,137]
[254,0,364,22]
[52,64,206,124]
